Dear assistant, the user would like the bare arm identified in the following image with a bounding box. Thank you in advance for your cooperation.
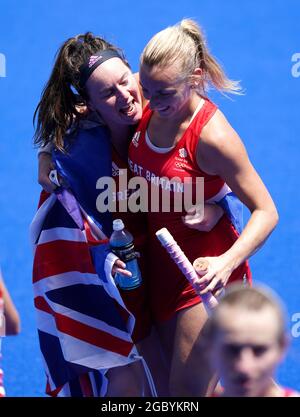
[194,109,278,293]
[0,276,20,335]
[38,152,57,193]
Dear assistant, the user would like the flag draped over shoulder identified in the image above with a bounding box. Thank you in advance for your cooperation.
[30,126,138,397]
[31,189,138,396]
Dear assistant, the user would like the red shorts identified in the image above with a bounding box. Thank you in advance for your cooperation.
[119,215,252,334]
[121,248,251,332]
[148,260,251,323]
[112,211,153,343]
[147,216,252,323]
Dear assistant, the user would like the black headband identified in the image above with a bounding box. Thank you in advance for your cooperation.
[79,49,123,88]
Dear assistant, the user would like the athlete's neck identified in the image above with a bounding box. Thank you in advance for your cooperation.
[148,95,204,148]
[109,124,135,161]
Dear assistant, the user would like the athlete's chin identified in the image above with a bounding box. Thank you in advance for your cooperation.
[155,107,175,118]
[120,112,141,125]
[229,380,257,397]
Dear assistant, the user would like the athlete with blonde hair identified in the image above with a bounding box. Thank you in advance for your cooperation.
[128,18,278,396]
[207,284,299,397]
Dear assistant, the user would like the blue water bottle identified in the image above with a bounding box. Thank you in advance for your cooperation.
[109,219,142,290]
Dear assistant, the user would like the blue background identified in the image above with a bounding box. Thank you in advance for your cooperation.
[0,0,299,396]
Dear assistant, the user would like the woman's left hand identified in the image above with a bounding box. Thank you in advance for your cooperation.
[192,255,234,296]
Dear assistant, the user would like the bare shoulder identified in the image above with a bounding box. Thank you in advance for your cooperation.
[201,109,244,149]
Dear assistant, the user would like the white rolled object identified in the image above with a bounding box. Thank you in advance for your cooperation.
[156,227,218,314]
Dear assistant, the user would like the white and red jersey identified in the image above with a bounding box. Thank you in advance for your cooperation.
[128,99,251,322]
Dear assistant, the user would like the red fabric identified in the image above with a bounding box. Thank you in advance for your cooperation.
[79,373,95,397]
[32,191,137,396]
[129,99,251,322]
[33,240,96,282]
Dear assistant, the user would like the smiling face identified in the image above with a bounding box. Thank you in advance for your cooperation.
[139,63,193,119]
[210,306,286,397]
[85,57,143,127]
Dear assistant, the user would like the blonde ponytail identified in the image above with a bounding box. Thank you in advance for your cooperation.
[141,18,242,96]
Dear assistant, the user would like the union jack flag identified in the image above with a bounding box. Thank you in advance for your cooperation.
[30,189,138,397]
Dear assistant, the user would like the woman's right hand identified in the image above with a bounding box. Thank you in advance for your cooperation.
[38,152,57,193]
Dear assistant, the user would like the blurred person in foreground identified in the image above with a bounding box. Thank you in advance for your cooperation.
[206,284,299,397]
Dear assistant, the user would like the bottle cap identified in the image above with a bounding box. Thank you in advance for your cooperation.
[113,219,125,231]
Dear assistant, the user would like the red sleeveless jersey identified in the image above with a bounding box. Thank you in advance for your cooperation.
[128,99,251,322]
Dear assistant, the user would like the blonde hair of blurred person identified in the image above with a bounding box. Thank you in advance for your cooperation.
[207,284,299,397]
